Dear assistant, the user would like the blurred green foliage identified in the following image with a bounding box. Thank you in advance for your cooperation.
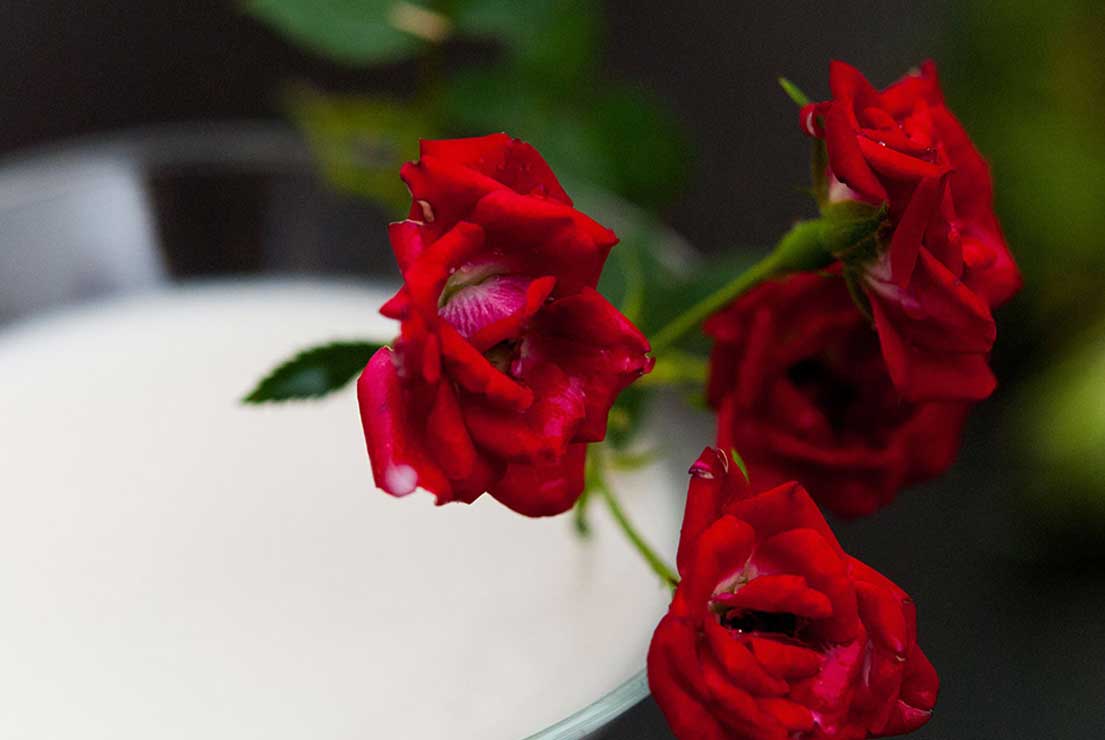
[942,1,1105,538]
[246,0,690,216]
[943,0,1105,348]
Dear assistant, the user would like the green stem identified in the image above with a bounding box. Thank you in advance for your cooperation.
[593,458,679,589]
[649,250,785,354]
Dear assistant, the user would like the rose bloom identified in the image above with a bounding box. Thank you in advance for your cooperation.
[801,60,1021,402]
[358,134,652,516]
[648,448,938,740]
[706,271,968,518]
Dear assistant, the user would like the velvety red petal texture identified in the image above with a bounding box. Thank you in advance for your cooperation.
[357,134,651,515]
[706,272,969,518]
[801,60,1021,402]
[648,449,938,740]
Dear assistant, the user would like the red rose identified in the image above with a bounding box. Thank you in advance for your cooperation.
[801,60,1021,402]
[706,271,968,518]
[648,448,938,740]
[358,134,653,516]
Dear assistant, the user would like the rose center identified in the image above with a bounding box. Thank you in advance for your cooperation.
[720,609,802,640]
[786,357,857,433]
[438,264,534,342]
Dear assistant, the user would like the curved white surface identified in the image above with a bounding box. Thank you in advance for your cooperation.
[0,280,680,740]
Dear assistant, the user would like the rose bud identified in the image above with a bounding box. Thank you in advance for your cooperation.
[705,271,968,518]
[358,134,653,516]
[648,448,938,740]
[801,60,1021,402]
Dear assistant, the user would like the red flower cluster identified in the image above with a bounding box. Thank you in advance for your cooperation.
[801,60,1020,402]
[358,134,652,516]
[648,449,938,739]
[706,271,968,518]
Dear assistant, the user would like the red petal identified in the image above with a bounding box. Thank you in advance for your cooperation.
[824,104,887,202]
[356,348,451,500]
[678,448,731,576]
[470,189,618,294]
[854,580,908,657]
[490,443,586,516]
[425,380,477,482]
[754,529,858,644]
[721,574,833,620]
[724,482,844,557]
[745,636,823,680]
[684,516,756,620]
[647,615,729,740]
[889,175,947,288]
[857,136,947,180]
[419,134,572,205]
[703,617,789,696]
[437,322,533,409]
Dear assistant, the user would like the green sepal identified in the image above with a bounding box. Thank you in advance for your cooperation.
[778,77,811,107]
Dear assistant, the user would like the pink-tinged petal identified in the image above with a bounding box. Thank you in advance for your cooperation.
[857,136,947,181]
[436,322,533,410]
[678,448,732,576]
[703,617,789,695]
[744,636,823,681]
[684,516,757,619]
[490,443,586,516]
[889,175,947,287]
[720,574,833,620]
[465,275,556,352]
[790,639,865,715]
[724,482,844,558]
[402,221,486,318]
[356,348,451,500]
[824,104,887,202]
[419,134,572,204]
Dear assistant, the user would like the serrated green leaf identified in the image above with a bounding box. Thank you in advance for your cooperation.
[243,341,383,403]
[244,0,434,66]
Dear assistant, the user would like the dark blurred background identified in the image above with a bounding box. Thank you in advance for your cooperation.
[3,1,1104,738]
